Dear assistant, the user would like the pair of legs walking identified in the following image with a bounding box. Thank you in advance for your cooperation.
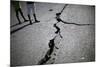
[15,2,40,25]
[28,13,40,24]
[27,2,40,24]
[15,8,28,24]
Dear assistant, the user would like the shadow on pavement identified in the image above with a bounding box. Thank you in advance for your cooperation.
[11,23,30,34]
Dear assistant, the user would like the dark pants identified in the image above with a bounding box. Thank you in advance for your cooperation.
[15,8,26,24]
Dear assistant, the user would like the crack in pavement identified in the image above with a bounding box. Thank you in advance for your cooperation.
[60,4,68,14]
[53,22,63,38]
[38,4,67,65]
[56,13,94,26]
[55,5,95,26]
[38,4,94,65]
[38,36,57,65]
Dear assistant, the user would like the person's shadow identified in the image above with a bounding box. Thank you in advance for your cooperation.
[11,23,30,34]
[11,21,40,34]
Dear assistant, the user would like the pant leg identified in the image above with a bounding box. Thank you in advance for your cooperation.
[27,4,33,19]
[27,4,33,24]
[32,3,39,21]
[32,2,35,14]
[16,9,21,23]
[27,4,32,15]
[19,8,26,21]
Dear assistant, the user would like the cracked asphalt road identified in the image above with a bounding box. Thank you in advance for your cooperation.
[11,1,95,66]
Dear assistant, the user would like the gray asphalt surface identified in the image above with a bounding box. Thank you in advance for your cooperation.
[11,1,95,66]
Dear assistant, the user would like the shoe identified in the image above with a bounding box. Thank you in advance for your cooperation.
[35,20,40,23]
[24,20,28,22]
[18,22,21,24]
[30,23,33,25]
[29,21,33,25]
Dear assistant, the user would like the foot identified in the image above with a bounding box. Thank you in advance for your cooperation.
[19,22,21,24]
[24,20,28,22]
[30,22,33,25]
[35,20,40,23]
[30,23,33,25]
[27,18,32,24]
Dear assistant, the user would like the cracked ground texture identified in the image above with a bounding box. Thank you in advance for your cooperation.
[11,1,95,66]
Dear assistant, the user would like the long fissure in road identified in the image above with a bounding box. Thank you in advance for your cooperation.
[38,4,67,65]
[38,4,95,65]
